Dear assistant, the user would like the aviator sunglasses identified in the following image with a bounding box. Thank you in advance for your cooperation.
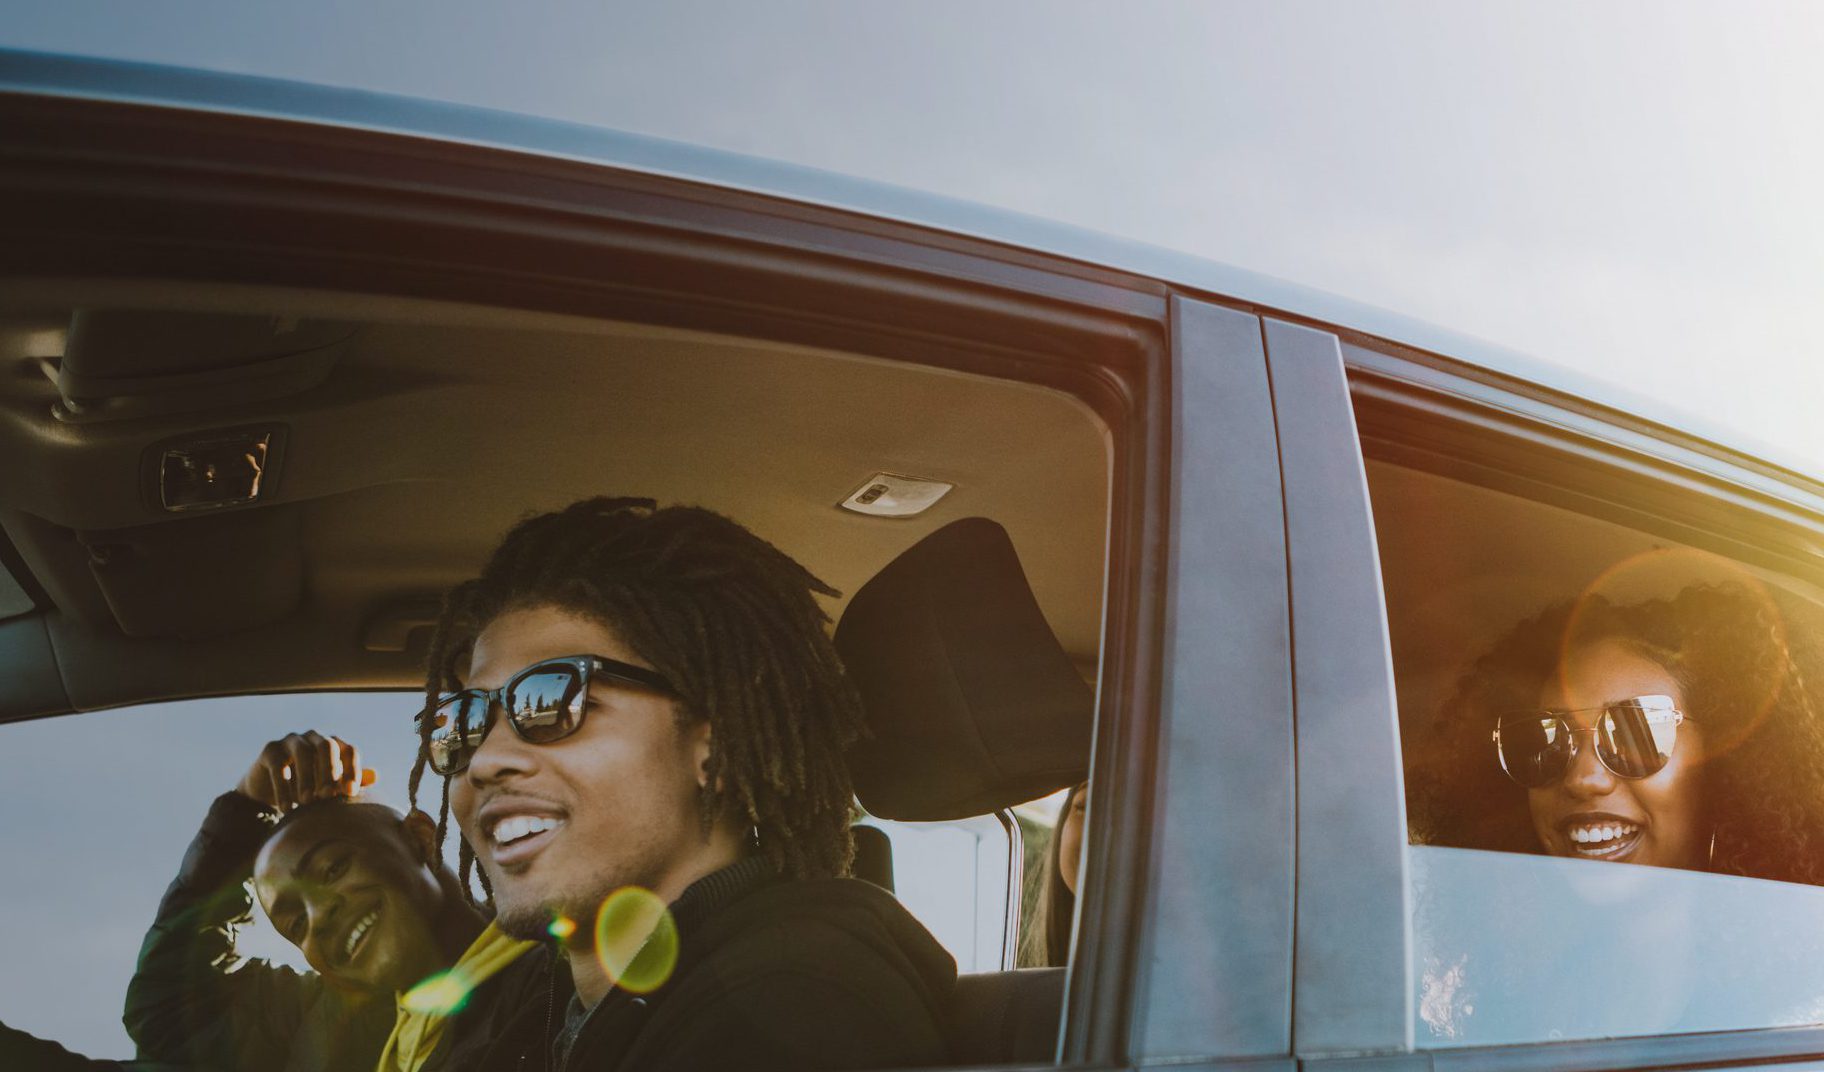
[422,654,675,775]
[1492,694,1691,789]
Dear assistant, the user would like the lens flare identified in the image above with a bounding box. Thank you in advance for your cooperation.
[1565,547,1786,762]
[593,886,678,995]
[549,914,577,942]
[400,969,476,1016]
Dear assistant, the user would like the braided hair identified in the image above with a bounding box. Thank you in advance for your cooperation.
[409,497,865,901]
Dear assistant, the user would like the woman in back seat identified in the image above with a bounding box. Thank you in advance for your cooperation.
[1411,582,1824,884]
[1022,781,1088,967]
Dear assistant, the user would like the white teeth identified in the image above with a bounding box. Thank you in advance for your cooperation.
[344,909,378,958]
[490,814,560,846]
[1568,822,1639,848]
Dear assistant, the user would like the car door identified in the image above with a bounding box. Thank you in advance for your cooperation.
[1273,318,1824,1072]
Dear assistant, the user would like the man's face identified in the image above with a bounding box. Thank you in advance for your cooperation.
[253,804,447,994]
[450,605,713,941]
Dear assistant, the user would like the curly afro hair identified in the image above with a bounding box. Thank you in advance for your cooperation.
[1406,581,1824,885]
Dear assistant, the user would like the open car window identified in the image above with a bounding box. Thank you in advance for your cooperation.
[0,290,1114,1064]
[1368,454,1824,1048]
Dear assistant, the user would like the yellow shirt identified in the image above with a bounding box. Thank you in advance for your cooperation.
[376,923,537,1072]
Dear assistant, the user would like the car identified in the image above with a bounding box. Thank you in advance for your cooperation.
[6,43,1824,1072]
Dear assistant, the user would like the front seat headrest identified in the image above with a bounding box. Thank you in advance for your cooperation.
[836,517,1093,821]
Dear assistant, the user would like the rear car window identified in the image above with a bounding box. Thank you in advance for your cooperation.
[1368,457,1824,1047]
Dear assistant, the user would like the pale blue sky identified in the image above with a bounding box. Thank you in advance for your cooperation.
[3,2,1822,468]
[0,694,424,1056]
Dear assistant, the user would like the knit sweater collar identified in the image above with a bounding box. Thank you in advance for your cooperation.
[668,853,776,935]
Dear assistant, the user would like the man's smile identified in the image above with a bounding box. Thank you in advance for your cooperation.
[476,797,570,871]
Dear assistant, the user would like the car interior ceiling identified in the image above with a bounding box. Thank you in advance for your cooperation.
[0,283,1111,722]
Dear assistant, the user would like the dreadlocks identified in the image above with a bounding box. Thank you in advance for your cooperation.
[409,496,864,900]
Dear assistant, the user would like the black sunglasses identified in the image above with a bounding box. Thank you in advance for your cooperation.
[421,654,675,776]
[1492,694,1690,789]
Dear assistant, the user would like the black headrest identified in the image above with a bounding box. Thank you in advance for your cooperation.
[850,824,895,893]
[836,518,1093,821]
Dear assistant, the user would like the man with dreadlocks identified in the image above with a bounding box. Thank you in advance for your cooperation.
[417,496,954,1072]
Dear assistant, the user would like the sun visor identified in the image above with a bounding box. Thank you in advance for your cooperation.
[77,506,303,639]
[835,517,1093,821]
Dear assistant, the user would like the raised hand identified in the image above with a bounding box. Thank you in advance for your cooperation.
[234,731,376,813]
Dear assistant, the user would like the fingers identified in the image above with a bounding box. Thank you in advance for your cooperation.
[239,732,374,813]
[234,737,290,811]
[329,736,363,799]
[290,732,324,805]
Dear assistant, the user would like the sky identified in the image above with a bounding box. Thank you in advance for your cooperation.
[3,2,1824,471]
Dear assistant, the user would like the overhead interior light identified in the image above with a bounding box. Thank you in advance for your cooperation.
[839,473,955,518]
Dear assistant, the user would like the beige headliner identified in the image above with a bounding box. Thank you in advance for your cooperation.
[0,284,1111,711]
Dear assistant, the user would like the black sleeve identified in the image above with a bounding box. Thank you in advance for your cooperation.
[121,791,322,1069]
[0,1019,127,1072]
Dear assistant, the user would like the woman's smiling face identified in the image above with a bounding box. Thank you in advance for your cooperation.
[1528,638,1709,870]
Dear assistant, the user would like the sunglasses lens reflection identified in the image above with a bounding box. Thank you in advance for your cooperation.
[429,694,488,774]
[509,667,586,743]
[1500,717,1571,788]
[1597,701,1675,778]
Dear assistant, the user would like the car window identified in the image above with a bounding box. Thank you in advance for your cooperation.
[860,814,1018,973]
[0,694,422,1056]
[0,288,1116,1065]
[1368,456,1824,1048]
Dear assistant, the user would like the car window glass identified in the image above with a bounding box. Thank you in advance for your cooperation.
[1368,457,1824,1048]
[860,814,1017,973]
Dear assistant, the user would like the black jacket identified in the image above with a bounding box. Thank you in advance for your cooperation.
[0,1019,198,1072]
[122,791,395,1072]
[446,858,956,1072]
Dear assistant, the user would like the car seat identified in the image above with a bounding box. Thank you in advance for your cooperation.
[836,517,1094,1065]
